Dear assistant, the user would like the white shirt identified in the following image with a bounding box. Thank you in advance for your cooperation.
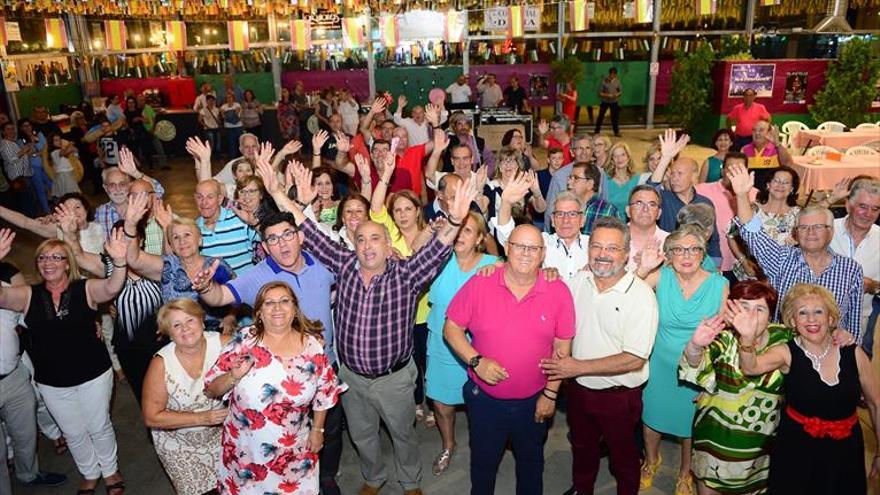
[492,216,589,280]
[199,106,222,129]
[567,270,659,389]
[51,149,74,173]
[220,102,243,128]
[338,100,361,136]
[477,82,503,108]
[193,92,217,112]
[627,225,669,272]
[0,267,21,375]
[446,82,472,104]
[393,111,431,146]
[57,222,106,255]
[830,216,880,325]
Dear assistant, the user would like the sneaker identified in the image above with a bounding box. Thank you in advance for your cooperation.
[25,471,67,487]
[431,448,454,475]
[674,474,695,495]
[638,454,661,490]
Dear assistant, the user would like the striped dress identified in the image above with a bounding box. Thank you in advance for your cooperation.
[678,325,792,494]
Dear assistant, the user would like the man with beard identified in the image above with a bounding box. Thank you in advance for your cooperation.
[541,216,658,495]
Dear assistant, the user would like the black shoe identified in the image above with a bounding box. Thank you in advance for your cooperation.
[561,487,579,495]
[25,471,67,487]
[320,479,342,495]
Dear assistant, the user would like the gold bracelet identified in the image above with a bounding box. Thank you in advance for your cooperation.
[739,341,757,353]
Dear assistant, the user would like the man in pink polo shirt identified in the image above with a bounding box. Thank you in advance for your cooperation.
[726,88,771,150]
[445,224,575,495]
[741,120,793,190]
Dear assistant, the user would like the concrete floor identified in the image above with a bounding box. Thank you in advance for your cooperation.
[5,128,878,494]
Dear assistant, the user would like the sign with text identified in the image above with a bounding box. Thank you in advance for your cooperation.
[484,6,542,32]
[728,63,776,98]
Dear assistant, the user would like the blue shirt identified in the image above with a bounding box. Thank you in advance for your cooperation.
[198,207,258,275]
[225,252,337,364]
[161,255,234,332]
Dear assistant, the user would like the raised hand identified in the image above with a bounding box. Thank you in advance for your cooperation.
[290,160,318,205]
[474,165,488,191]
[312,129,329,152]
[380,153,396,183]
[397,94,407,109]
[537,119,549,135]
[433,128,449,153]
[449,175,478,224]
[191,258,221,294]
[370,97,387,115]
[500,172,531,206]
[279,139,302,157]
[54,202,79,236]
[425,103,440,127]
[354,153,371,180]
[658,128,690,160]
[690,315,726,348]
[257,141,275,166]
[118,147,140,178]
[525,169,541,195]
[104,227,128,264]
[636,240,665,273]
[726,162,754,196]
[829,177,852,204]
[0,228,15,260]
[334,132,351,154]
[152,198,173,230]
[124,190,151,226]
[724,299,760,342]
[185,136,212,164]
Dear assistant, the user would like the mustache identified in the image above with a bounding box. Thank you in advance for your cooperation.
[593,257,614,264]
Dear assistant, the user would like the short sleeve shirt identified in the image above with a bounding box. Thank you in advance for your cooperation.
[727,102,770,137]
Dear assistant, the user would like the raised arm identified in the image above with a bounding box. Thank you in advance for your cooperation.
[353,153,372,200]
[424,129,449,189]
[435,174,479,246]
[124,193,164,280]
[526,170,546,213]
[728,299,791,375]
[393,95,407,125]
[85,228,128,306]
[0,204,57,238]
[272,139,302,172]
[331,131,355,177]
[311,129,330,169]
[56,204,105,277]
[0,229,30,313]
[534,120,550,149]
[191,259,237,308]
[360,97,386,142]
[650,129,690,184]
[370,154,394,215]
[186,136,213,183]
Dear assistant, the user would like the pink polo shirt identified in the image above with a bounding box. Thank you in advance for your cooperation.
[695,182,758,271]
[446,266,576,399]
[727,102,770,137]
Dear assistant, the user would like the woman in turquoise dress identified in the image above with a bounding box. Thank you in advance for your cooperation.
[635,225,729,495]
[700,129,735,183]
[425,211,497,476]
[604,142,642,215]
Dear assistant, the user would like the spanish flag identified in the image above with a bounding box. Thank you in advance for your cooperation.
[104,20,127,51]
[290,18,311,51]
[635,0,653,23]
[341,17,364,49]
[227,20,250,51]
[0,17,7,46]
[445,10,465,43]
[44,18,68,49]
[379,14,398,48]
[759,0,780,5]
[569,0,589,32]
[508,6,524,39]
[165,20,187,51]
[695,0,717,15]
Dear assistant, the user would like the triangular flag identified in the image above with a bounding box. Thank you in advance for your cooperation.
[569,0,589,32]
[341,17,364,49]
[165,20,187,51]
[379,14,398,48]
[290,18,312,51]
[104,20,127,51]
[445,10,465,43]
[508,6,524,39]
[44,18,68,49]
[227,20,250,51]
[635,0,653,23]
[695,0,717,15]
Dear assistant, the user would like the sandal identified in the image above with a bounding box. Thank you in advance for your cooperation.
[674,474,695,495]
[106,480,126,495]
[424,412,436,429]
[54,437,68,455]
[431,448,454,476]
[638,454,662,490]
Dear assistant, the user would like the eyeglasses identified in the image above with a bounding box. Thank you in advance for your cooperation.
[238,187,261,197]
[770,178,792,186]
[629,200,659,210]
[264,229,298,246]
[508,241,544,255]
[262,297,294,310]
[552,210,583,219]
[669,246,704,257]
[589,243,624,254]
[795,224,831,233]
[568,175,589,182]
[37,254,67,263]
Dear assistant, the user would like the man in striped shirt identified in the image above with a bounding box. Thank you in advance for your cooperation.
[568,161,622,236]
[194,179,257,275]
[0,121,38,217]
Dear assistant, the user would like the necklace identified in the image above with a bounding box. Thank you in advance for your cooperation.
[797,337,832,372]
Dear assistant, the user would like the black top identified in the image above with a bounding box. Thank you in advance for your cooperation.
[785,340,861,420]
[0,262,18,284]
[504,86,528,113]
[23,279,111,387]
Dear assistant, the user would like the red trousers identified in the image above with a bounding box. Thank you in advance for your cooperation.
[567,381,643,495]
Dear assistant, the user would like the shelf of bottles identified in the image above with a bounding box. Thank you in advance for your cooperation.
[373,40,464,68]
[7,56,76,89]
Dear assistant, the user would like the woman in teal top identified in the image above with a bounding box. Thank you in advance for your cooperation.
[700,129,735,183]
[635,225,729,494]
[605,142,642,215]
[425,211,497,476]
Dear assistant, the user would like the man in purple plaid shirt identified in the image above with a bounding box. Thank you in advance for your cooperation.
[268,159,479,495]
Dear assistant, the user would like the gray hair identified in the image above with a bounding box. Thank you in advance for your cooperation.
[101,166,127,184]
[592,216,631,252]
[797,205,834,226]
[848,178,880,202]
[239,132,259,147]
[663,225,708,257]
[553,191,584,211]
[676,203,715,235]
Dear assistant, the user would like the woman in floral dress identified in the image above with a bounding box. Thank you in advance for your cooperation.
[205,281,346,494]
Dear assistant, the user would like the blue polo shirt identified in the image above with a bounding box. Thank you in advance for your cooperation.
[225,252,337,364]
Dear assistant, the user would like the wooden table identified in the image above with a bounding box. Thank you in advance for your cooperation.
[791,128,880,150]
[791,155,880,193]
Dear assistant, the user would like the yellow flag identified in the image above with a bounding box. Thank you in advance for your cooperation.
[45,18,68,49]
[380,14,398,48]
[341,17,364,49]
[104,20,127,51]
[508,6,524,39]
[635,0,653,23]
[569,0,589,32]
[695,0,717,15]
[227,20,250,51]
[290,18,311,51]
[165,20,187,51]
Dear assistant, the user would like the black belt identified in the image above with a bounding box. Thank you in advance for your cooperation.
[355,359,410,379]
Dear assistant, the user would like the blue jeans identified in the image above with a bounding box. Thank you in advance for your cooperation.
[225,127,243,160]
[30,163,52,214]
[203,128,221,156]
[863,295,879,359]
[463,380,547,495]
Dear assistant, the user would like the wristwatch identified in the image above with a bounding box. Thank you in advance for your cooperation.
[468,355,482,369]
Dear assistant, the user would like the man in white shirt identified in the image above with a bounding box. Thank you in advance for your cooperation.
[540,216,658,495]
[493,176,589,281]
[829,178,880,356]
[476,74,503,108]
[192,82,216,112]
[446,74,472,104]
[393,95,430,146]
[626,185,669,271]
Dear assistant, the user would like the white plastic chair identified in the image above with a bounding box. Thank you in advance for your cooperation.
[782,120,810,135]
[804,145,840,158]
[855,123,879,130]
[863,140,880,151]
[816,121,846,132]
[845,145,879,157]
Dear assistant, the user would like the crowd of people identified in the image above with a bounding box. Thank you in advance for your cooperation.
[0,77,879,495]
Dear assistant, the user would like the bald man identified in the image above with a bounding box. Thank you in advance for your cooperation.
[445,224,575,495]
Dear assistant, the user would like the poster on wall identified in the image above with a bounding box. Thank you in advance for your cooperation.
[530,74,549,100]
[728,63,776,98]
[784,72,807,104]
[2,60,19,92]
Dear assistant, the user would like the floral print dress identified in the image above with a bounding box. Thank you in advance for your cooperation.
[205,327,347,495]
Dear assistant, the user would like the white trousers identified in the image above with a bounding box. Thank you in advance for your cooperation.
[36,369,118,479]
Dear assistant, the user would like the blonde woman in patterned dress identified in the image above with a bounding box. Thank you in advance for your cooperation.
[142,299,229,495]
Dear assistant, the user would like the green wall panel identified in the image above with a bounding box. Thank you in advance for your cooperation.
[688,112,819,146]
[15,84,82,119]
[578,61,649,107]
[374,66,463,107]
[195,73,276,104]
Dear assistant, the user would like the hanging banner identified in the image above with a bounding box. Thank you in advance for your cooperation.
[44,18,68,49]
[483,7,508,31]
[569,0,590,32]
[635,0,653,23]
[728,63,776,98]
[508,6,524,39]
[290,19,312,51]
[104,20,127,51]
[695,0,717,15]
[227,20,250,51]
[759,0,781,5]
[0,18,6,46]
[524,6,541,31]
[341,17,364,49]
[5,22,20,42]
[398,10,447,40]
[379,14,399,48]
[165,20,187,51]
[445,10,466,43]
